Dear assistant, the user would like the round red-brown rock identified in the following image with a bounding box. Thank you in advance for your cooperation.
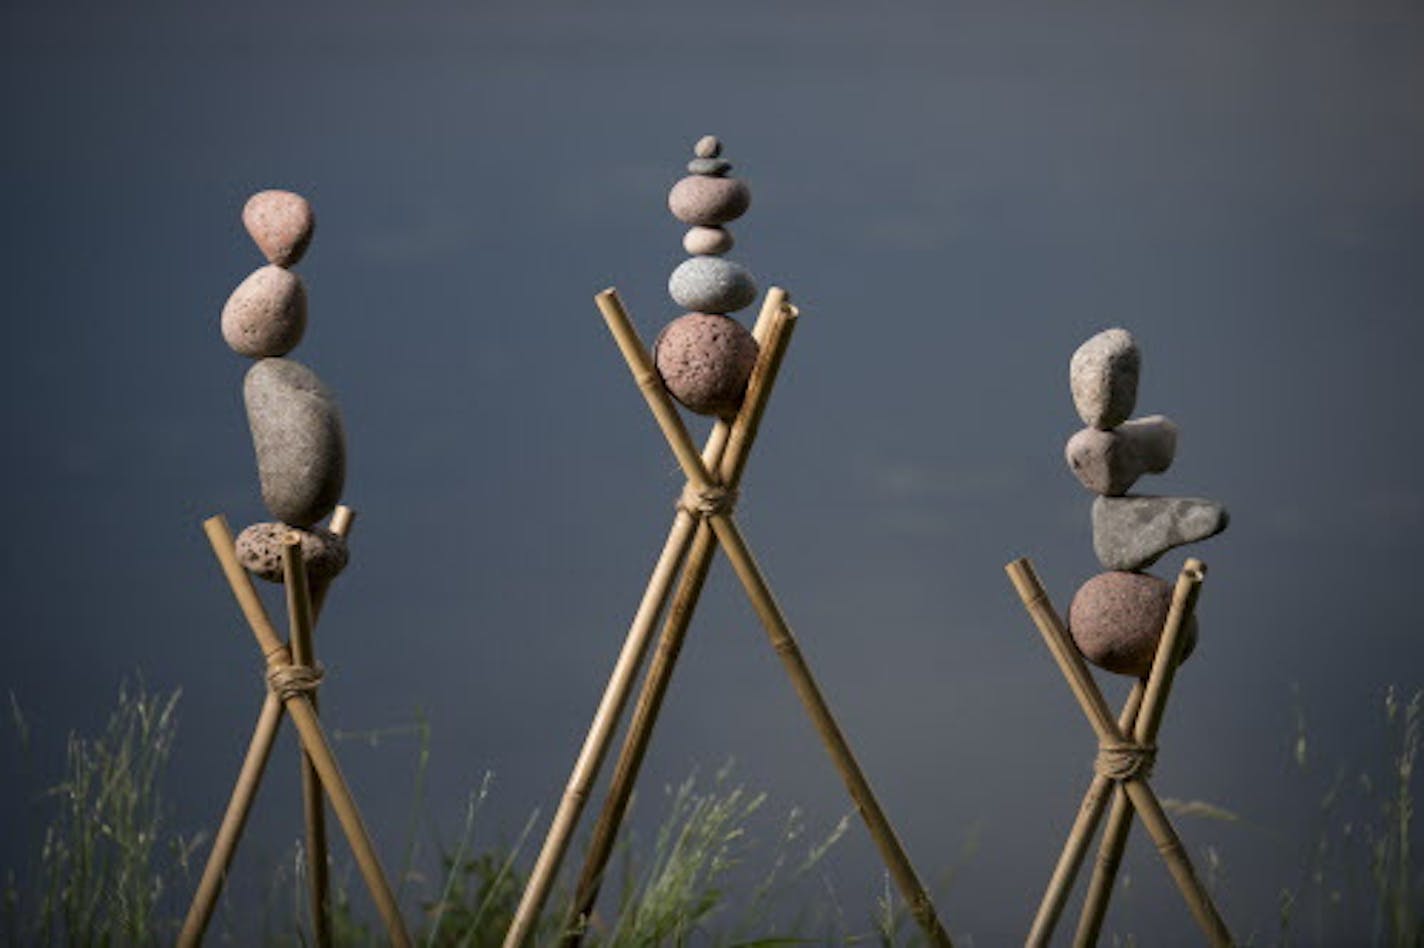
[235,522,349,584]
[668,175,750,226]
[1068,571,1198,677]
[242,190,315,268]
[222,265,307,358]
[654,313,759,418]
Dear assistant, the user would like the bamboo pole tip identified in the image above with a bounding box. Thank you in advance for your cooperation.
[1183,558,1207,581]
[203,514,229,533]
[596,287,618,302]
[328,505,356,538]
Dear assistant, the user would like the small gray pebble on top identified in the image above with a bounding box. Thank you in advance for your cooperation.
[694,135,722,159]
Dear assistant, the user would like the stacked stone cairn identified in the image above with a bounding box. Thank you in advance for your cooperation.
[1064,329,1228,677]
[654,135,760,418]
[220,190,349,585]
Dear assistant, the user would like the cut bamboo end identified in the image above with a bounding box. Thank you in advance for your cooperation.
[204,514,285,659]
[329,505,356,538]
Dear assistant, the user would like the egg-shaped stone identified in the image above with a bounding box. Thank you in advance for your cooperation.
[1070,328,1139,429]
[235,521,349,584]
[221,265,307,358]
[668,256,757,314]
[1069,571,1198,677]
[654,313,759,418]
[668,175,751,226]
[694,135,722,159]
[244,358,346,527]
[683,227,734,256]
[242,190,315,268]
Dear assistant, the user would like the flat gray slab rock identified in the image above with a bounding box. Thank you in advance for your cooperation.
[245,358,346,527]
[1093,494,1229,571]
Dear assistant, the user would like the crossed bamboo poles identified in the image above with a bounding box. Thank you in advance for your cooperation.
[179,510,411,948]
[1006,556,1233,947]
[502,288,952,948]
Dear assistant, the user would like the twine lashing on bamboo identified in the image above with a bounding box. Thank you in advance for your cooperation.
[677,483,738,518]
[1094,740,1156,781]
[267,663,325,701]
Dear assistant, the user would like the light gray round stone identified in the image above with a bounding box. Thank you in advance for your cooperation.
[683,226,734,256]
[1092,495,1230,571]
[668,257,757,314]
[235,521,349,584]
[687,157,731,176]
[221,265,307,358]
[1070,328,1140,429]
[694,135,722,159]
[244,358,346,528]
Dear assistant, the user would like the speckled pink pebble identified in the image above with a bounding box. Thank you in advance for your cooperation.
[683,226,734,255]
[242,190,315,268]
[1068,571,1197,677]
[221,265,307,358]
[668,175,750,226]
[654,313,759,418]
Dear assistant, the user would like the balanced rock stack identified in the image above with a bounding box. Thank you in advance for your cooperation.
[654,135,760,418]
[1064,329,1228,677]
[219,190,349,585]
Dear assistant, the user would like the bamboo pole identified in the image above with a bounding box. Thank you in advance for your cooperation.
[1006,557,1231,947]
[595,289,954,948]
[202,516,412,948]
[1073,561,1204,947]
[178,509,356,948]
[284,534,332,948]
[503,291,789,948]
[562,292,796,944]
[1026,683,1144,947]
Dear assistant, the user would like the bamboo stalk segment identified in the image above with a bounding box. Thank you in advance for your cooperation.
[561,292,796,944]
[178,692,284,948]
[284,535,332,948]
[1027,683,1144,947]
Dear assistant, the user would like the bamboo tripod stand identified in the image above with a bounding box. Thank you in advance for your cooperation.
[502,288,953,948]
[178,510,412,948]
[1005,556,1233,947]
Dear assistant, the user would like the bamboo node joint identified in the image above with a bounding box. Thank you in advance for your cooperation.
[1094,740,1156,781]
[267,662,325,701]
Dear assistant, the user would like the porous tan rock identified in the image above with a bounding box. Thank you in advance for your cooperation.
[1068,571,1197,677]
[654,313,759,418]
[221,265,307,358]
[242,190,315,268]
[668,175,751,226]
[235,521,349,584]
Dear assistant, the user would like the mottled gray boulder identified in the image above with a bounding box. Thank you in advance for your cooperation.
[242,190,315,268]
[221,265,307,358]
[235,521,349,584]
[244,358,345,527]
[668,257,757,314]
[1093,495,1229,571]
[1070,328,1139,429]
[654,313,759,418]
[1065,415,1177,495]
[1069,570,1197,677]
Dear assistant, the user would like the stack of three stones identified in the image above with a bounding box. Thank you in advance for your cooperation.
[220,191,349,586]
[1064,329,1229,678]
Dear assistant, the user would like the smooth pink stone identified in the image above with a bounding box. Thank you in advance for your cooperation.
[1069,571,1197,677]
[242,190,315,267]
[668,175,750,226]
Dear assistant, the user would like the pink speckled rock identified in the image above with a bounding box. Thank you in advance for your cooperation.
[235,521,349,584]
[242,190,315,268]
[1068,571,1197,677]
[221,265,307,358]
[654,313,759,418]
[668,175,751,226]
[683,226,734,255]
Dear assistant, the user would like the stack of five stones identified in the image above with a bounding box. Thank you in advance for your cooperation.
[655,135,760,418]
[1064,329,1229,678]
[220,190,350,586]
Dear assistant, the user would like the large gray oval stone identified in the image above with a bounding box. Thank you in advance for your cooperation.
[668,256,757,314]
[1070,328,1139,429]
[1092,495,1229,571]
[244,358,345,527]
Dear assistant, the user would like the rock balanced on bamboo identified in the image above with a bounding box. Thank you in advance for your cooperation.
[655,135,760,418]
[219,189,349,584]
[1064,328,1228,676]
